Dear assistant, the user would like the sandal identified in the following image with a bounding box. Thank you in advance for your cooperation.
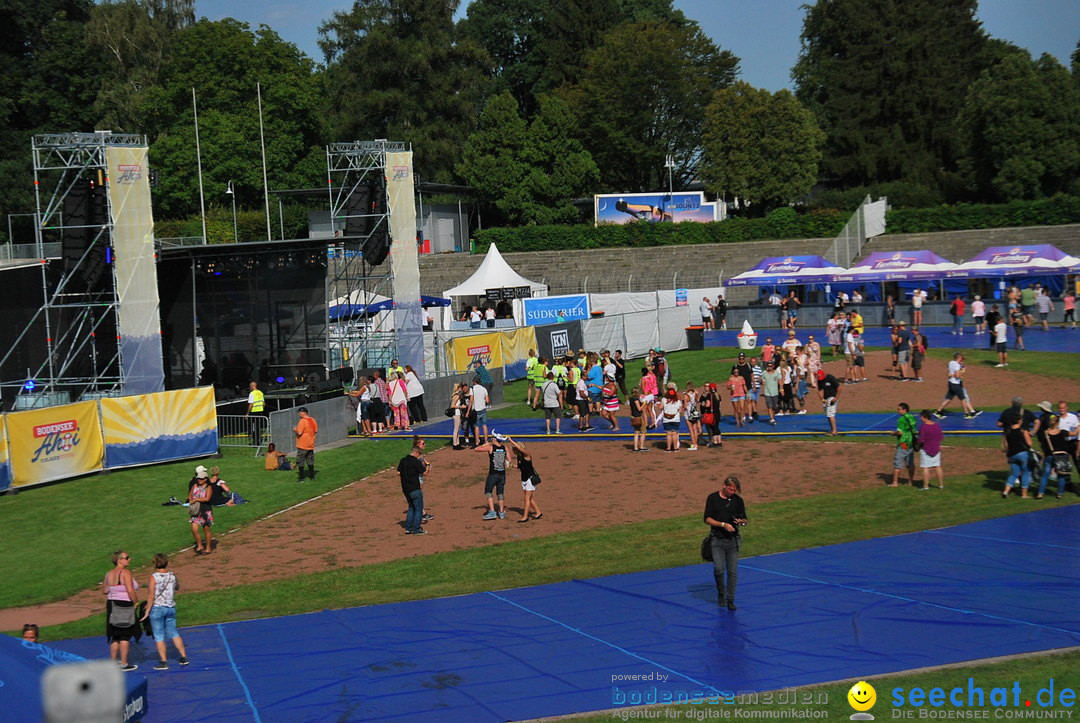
[516,518,529,523]
[531,513,543,520]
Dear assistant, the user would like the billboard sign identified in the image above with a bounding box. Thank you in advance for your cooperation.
[594,192,722,226]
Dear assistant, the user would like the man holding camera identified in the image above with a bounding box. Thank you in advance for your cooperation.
[704,476,749,611]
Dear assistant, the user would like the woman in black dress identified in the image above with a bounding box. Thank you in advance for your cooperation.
[507,437,543,522]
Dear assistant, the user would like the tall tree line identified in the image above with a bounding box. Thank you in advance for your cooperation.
[0,0,1075,242]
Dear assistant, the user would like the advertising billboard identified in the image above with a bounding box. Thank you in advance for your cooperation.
[594,192,722,226]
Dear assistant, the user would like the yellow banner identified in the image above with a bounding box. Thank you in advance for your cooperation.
[9,402,104,488]
[446,332,505,373]
[100,388,216,445]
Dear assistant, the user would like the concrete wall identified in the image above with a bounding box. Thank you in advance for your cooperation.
[419,224,1080,306]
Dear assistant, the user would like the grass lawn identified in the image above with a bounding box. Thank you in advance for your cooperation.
[926,348,1080,382]
[0,440,432,610]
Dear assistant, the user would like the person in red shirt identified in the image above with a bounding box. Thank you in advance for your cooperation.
[949,295,966,335]
[293,407,319,482]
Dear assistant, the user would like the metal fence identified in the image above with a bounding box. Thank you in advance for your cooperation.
[217,414,269,454]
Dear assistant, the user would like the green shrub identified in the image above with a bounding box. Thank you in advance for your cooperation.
[474,195,1080,253]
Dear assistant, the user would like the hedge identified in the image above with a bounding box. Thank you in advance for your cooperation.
[474,194,1080,253]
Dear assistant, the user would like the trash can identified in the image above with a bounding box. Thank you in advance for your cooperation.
[685,326,704,351]
[590,311,605,319]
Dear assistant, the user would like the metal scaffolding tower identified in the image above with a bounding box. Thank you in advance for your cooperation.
[326,140,407,373]
[0,131,145,409]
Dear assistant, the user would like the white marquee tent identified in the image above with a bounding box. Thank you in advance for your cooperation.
[443,243,548,326]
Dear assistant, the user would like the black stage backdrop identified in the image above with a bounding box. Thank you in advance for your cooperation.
[159,241,327,396]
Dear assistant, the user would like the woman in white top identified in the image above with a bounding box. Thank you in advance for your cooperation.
[404,365,427,423]
[660,388,684,452]
[683,382,701,451]
[141,553,190,670]
[348,378,372,436]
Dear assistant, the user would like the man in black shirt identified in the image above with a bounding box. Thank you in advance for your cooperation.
[613,350,627,397]
[997,396,1035,431]
[476,434,509,520]
[704,476,749,611]
[817,369,843,435]
[398,436,429,535]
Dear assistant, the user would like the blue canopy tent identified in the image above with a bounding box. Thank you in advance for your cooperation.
[0,635,148,723]
[945,244,1080,298]
[329,295,450,321]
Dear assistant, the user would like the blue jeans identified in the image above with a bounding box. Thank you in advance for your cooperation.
[1038,454,1069,497]
[149,605,178,642]
[710,536,740,603]
[405,488,424,532]
[1006,452,1032,490]
[952,316,963,332]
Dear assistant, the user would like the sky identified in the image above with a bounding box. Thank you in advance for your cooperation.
[196,0,1079,91]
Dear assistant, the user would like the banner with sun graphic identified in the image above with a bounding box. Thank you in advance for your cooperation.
[100,387,218,468]
[7,402,105,488]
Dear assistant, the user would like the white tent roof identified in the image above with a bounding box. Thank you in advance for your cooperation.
[443,243,547,298]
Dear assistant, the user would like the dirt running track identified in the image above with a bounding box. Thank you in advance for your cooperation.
[3,351,1077,630]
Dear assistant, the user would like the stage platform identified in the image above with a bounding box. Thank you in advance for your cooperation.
[50,506,1080,721]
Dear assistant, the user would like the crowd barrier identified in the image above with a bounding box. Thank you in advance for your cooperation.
[265,368,504,455]
[0,387,217,492]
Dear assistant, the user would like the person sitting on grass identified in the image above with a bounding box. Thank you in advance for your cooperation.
[264,442,291,471]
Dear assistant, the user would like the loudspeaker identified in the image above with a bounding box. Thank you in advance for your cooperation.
[344,183,372,237]
[362,231,391,265]
[61,178,110,291]
[328,366,354,385]
[353,367,384,383]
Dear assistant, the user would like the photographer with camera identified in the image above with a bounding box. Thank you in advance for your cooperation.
[704,476,748,611]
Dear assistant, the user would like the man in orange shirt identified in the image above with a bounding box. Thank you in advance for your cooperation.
[293,407,318,482]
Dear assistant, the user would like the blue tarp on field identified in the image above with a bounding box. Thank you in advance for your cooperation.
[48,506,1080,721]
[0,635,148,723]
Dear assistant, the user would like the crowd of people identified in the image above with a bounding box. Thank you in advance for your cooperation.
[996,397,1077,500]
[347,360,429,437]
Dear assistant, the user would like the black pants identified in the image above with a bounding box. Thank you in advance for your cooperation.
[408,395,427,423]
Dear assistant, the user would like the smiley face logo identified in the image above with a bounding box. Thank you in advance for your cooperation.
[848,681,877,712]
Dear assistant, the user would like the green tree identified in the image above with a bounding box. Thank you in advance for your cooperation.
[958,50,1080,200]
[319,0,487,184]
[457,0,544,115]
[458,91,599,225]
[701,82,825,212]
[793,0,988,192]
[565,19,738,192]
[86,0,195,132]
[0,0,103,242]
[144,19,325,219]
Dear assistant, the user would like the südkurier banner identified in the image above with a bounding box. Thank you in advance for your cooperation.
[522,294,590,326]
[0,387,218,491]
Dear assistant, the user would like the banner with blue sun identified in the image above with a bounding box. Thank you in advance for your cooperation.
[101,387,218,469]
[7,402,105,488]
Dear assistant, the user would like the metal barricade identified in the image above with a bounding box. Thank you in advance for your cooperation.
[217,414,269,454]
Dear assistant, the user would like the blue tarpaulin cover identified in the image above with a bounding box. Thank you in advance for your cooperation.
[50,506,1080,722]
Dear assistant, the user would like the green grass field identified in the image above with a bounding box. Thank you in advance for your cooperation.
[3,344,1078,717]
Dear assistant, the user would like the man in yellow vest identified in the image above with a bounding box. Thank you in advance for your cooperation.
[246,381,265,446]
[525,349,539,406]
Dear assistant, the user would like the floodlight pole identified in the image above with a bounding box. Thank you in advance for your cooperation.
[226,180,238,243]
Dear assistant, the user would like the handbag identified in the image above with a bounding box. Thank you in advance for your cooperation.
[444,407,454,417]
[530,474,542,486]
[702,412,716,427]
[108,599,136,628]
[700,535,714,562]
[188,501,202,517]
[631,416,643,429]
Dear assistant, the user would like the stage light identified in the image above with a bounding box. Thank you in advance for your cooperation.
[275,376,286,384]
[23,379,36,392]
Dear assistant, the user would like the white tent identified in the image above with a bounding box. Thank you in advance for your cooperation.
[443,243,547,326]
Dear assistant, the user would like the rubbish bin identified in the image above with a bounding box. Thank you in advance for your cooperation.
[685,326,704,351]
[590,311,605,319]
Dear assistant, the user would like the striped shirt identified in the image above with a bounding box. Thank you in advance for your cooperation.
[751,363,763,391]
